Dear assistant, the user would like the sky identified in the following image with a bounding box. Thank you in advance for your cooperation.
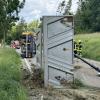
[19,0,79,23]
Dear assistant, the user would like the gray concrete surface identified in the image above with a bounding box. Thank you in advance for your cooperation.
[74,58,100,88]
[16,48,36,73]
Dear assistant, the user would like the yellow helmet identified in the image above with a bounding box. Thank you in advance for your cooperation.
[78,40,82,43]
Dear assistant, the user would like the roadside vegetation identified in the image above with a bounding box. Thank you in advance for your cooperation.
[75,33,100,61]
[0,48,27,100]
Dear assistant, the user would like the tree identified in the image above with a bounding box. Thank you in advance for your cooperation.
[6,19,40,44]
[15,18,27,40]
[57,0,72,15]
[7,18,27,42]
[27,20,40,32]
[75,0,100,33]
[0,0,25,45]
[64,0,72,15]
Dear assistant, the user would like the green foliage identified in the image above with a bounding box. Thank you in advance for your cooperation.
[27,20,40,32]
[6,18,27,44]
[0,48,27,100]
[64,0,72,15]
[75,33,100,61]
[75,0,100,33]
[6,19,40,44]
[0,0,25,43]
[13,18,27,40]
[72,79,84,89]
[57,0,72,15]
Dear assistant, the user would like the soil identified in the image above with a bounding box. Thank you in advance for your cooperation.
[20,51,100,100]
[22,68,100,100]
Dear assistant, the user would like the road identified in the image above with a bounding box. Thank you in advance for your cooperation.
[74,58,100,88]
[16,48,36,73]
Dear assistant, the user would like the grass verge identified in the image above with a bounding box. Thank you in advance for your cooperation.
[75,33,100,61]
[0,48,27,100]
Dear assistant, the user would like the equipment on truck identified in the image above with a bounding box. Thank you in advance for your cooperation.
[21,32,36,58]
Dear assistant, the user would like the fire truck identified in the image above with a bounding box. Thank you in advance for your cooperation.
[21,32,36,58]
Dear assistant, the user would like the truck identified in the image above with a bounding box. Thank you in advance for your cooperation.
[21,32,36,58]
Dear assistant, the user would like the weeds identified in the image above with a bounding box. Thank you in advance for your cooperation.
[31,68,44,88]
[71,79,84,89]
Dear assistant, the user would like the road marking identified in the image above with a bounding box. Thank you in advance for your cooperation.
[24,58,33,74]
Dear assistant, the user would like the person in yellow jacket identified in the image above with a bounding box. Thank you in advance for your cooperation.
[74,40,78,54]
[74,40,83,56]
[77,40,82,56]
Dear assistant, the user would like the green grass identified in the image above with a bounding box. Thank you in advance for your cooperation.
[75,33,100,61]
[0,48,27,100]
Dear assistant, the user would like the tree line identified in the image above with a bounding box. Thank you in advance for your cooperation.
[58,0,100,34]
[6,19,40,44]
[0,0,100,45]
[0,0,40,45]
[0,0,25,45]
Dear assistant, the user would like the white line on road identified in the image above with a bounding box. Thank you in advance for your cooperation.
[24,58,33,74]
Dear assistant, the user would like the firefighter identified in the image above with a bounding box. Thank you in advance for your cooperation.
[74,40,77,55]
[77,40,83,56]
[74,40,83,56]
